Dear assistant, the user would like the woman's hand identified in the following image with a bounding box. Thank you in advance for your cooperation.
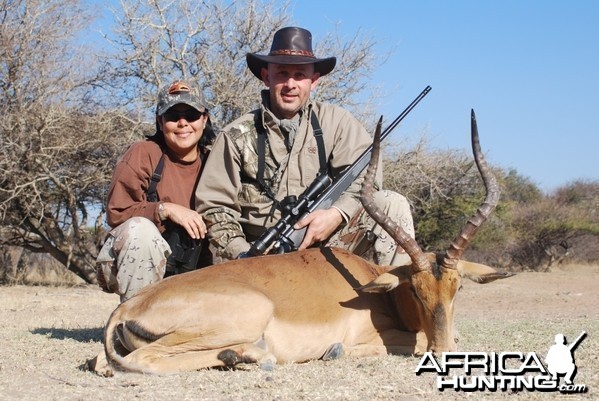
[161,202,206,240]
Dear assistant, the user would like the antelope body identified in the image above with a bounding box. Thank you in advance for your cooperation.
[100,111,513,374]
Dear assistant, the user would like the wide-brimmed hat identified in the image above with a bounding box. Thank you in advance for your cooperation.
[155,81,208,116]
[246,27,336,80]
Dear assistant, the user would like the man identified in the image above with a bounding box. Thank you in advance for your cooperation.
[196,27,413,265]
[546,333,577,385]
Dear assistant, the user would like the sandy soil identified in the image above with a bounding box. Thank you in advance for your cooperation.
[0,263,597,400]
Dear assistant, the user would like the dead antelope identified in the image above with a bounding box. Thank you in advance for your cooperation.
[99,110,513,374]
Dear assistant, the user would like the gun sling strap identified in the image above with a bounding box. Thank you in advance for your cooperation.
[256,110,327,202]
[146,149,208,203]
[146,155,165,203]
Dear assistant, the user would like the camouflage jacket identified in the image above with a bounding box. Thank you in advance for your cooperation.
[196,91,375,259]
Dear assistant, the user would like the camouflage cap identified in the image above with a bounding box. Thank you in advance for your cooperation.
[156,81,207,116]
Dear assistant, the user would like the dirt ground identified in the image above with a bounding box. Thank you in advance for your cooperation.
[0,263,597,401]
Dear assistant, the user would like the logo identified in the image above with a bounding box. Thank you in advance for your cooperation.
[415,331,588,394]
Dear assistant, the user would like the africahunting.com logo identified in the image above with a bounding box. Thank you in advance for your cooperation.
[415,331,588,394]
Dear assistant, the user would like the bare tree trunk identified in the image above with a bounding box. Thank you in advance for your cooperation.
[0,246,24,281]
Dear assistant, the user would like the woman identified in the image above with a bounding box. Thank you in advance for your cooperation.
[96,81,215,302]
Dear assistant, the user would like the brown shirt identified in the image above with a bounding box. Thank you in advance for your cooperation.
[106,140,202,231]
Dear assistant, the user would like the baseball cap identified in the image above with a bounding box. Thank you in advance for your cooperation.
[156,81,207,116]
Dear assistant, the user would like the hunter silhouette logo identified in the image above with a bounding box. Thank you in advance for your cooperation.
[415,331,589,393]
[545,331,586,387]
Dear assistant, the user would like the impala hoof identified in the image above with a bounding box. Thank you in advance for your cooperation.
[85,352,114,377]
[218,349,242,366]
[259,360,275,371]
[322,343,345,361]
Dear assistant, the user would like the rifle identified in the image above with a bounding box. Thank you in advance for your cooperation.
[247,85,432,256]
[568,331,587,352]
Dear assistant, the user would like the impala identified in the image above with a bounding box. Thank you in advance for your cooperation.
[96,110,513,374]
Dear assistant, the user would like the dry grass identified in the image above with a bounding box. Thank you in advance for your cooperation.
[0,264,597,400]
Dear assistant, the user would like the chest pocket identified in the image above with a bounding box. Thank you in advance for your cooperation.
[255,110,328,202]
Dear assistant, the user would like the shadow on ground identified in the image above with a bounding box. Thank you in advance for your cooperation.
[32,327,103,342]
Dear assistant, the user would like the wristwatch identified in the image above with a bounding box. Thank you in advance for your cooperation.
[158,202,167,221]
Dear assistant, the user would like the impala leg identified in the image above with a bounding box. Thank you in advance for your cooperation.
[342,344,392,357]
[124,344,234,373]
[87,350,114,377]
[383,329,428,355]
[122,338,277,373]
[343,330,427,357]
[88,331,130,377]
[218,343,278,370]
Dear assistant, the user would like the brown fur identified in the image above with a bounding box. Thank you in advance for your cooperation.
[101,247,511,374]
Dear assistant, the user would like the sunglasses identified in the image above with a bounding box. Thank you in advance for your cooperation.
[163,109,204,122]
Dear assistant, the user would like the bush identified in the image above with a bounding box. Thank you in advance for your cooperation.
[0,246,83,286]
[507,181,599,270]
[383,139,599,270]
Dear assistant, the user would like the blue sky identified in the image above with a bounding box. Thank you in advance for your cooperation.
[288,1,598,192]
[91,1,597,193]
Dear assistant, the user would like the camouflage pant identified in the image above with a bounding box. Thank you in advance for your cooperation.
[96,217,171,302]
[327,190,414,267]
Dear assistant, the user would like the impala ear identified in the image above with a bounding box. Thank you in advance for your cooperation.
[357,273,400,293]
[357,266,413,293]
[456,260,516,284]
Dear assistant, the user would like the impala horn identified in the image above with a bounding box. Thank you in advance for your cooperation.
[441,110,500,270]
[360,116,432,273]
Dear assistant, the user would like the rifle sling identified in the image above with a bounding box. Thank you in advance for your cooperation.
[256,110,327,203]
[146,149,208,203]
[146,154,166,203]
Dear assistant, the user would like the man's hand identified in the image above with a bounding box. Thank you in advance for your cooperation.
[161,202,207,240]
[294,208,343,250]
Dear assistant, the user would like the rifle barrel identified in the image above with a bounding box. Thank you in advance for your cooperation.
[568,331,587,351]
[380,85,431,141]
[252,85,432,256]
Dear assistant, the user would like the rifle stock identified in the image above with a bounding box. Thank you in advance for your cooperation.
[248,85,432,256]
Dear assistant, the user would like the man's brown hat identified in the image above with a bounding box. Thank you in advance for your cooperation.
[246,27,336,80]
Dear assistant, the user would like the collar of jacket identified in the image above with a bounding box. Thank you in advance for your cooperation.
[259,89,312,130]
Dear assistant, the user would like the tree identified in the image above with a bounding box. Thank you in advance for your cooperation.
[383,135,599,270]
[500,168,542,204]
[382,138,519,266]
[0,0,142,282]
[1,0,384,283]
[382,137,486,250]
[509,180,599,270]
[97,0,381,126]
